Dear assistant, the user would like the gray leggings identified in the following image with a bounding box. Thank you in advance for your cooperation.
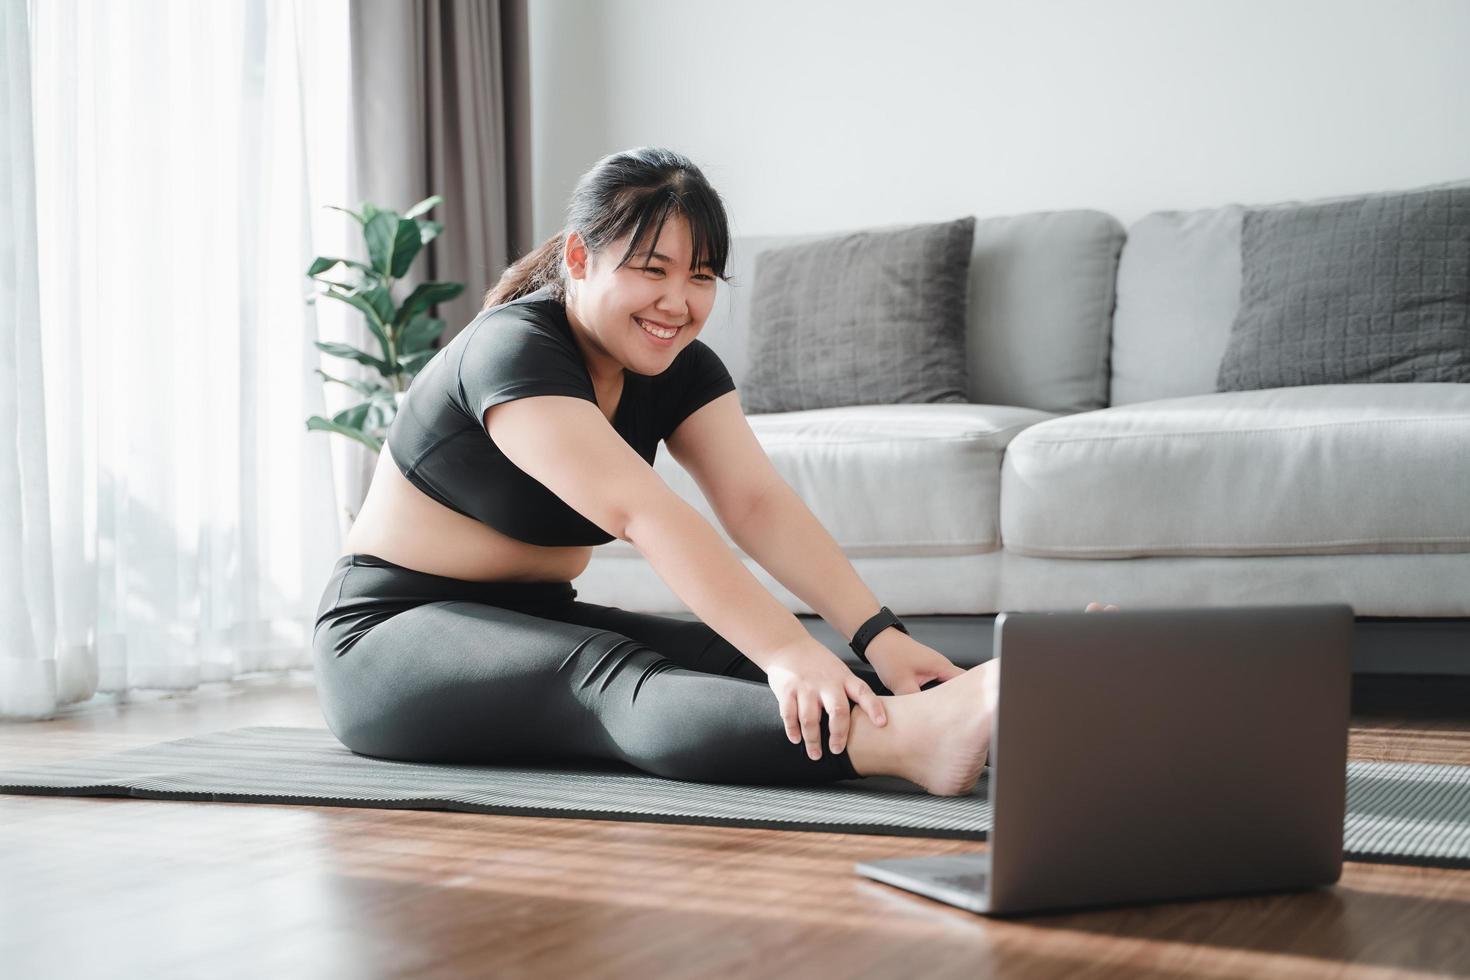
[313,553,898,785]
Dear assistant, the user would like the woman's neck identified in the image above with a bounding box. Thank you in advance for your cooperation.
[563,293,626,392]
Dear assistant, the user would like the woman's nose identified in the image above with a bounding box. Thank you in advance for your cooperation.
[655,290,690,320]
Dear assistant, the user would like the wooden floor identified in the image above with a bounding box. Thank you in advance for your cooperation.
[2,672,1469,980]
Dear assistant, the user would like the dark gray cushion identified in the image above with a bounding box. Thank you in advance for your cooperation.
[1217,185,1470,392]
[739,217,976,413]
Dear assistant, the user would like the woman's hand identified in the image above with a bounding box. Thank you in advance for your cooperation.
[863,630,968,695]
[763,637,887,760]
[863,604,1122,695]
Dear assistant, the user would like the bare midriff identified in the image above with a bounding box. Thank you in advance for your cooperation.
[341,445,595,583]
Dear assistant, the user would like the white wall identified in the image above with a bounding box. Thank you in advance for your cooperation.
[527,0,1470,240]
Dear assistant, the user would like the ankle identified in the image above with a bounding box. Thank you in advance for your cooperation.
[844,695,911,779]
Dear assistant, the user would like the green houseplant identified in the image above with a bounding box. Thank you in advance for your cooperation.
[304,194,465,453]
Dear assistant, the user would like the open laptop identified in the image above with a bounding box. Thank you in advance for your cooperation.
[855,603,1354,917]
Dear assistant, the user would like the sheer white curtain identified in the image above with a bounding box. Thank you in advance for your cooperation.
[2,0,357,720]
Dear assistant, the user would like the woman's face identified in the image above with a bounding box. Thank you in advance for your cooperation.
[563,213,719,379]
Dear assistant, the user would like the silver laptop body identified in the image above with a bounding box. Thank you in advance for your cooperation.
[855,604,1354,917]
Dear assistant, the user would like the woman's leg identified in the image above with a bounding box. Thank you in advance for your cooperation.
[312,561,867,785]
[542,600,897,696]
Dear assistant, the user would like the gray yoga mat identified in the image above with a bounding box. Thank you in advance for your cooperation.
[2,726,1467,868]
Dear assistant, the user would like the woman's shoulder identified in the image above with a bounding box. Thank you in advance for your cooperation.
[667,335,729,376]
[474,285,567,332]
[453,288,575,357]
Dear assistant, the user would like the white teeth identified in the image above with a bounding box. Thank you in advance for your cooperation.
[636,317,677,340]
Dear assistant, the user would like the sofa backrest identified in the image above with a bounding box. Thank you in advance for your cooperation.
[1110,177,1470,406]
[700,210,1124,416]
[1108,206,1247,406]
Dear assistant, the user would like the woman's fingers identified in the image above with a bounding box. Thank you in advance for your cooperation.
[824,692,851,755]
[848,677,888,725]
[800,693,823,760]
[780,694,801,746]
[782,672,892,763]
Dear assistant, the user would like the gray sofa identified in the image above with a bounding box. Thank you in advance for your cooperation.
[574,187,1470,671]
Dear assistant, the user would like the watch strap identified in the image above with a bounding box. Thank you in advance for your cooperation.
[849,606,909,664]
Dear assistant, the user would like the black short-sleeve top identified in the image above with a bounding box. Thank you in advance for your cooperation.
[385,285,738,546]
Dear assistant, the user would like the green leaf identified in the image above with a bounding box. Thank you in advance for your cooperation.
[363,211,400,277]
[399,314,446,353]
[416,219,444,246]
[365,398,398,430]
[404,194,443,219]
[324,204,365,225]
[364,211,425,280]
[314,369,395,399]
[332,401,374,429]
[389,218,424,278]
[315,272,365,291]
[396,349,437,374]
[358,284,395,329]
[395,280,465,327]
[308,259,377,292]
[308,256,374,277]
[314,340,393,375]
[306,415,383,454]
[320,289,391,360]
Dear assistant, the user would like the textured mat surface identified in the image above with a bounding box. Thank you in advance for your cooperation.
[2,726,1467,867]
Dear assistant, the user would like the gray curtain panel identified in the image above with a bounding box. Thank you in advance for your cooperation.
[1217,184,1470,392]
[741,217,976,413]
[349,0,532,346]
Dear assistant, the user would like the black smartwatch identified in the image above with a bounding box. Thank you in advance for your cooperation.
[849,606,909,664]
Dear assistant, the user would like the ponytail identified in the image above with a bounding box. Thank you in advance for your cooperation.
[482,232,567,310]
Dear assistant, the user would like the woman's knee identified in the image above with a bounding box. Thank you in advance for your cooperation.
[555,627,684,710]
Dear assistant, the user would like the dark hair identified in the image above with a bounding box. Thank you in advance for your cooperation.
[483,146,732,310]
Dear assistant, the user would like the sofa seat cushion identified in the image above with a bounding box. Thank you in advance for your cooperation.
[1000,383,1470,558]
[597,403,1058,559]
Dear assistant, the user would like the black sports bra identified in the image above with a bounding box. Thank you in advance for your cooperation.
[384,286,737,546]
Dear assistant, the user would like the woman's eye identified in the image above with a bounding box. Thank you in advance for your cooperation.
[695,274,715,282]
[641,266,665,276]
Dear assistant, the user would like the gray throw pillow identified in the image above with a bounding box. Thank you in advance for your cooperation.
[1217,185,1470,392]
[739,217,976,413]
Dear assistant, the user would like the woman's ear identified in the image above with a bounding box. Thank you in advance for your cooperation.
[563,230,590,281]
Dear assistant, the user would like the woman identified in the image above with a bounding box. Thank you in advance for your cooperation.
[313,146,1117,796]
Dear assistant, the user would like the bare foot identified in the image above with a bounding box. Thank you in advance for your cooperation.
[884,659,1000,796]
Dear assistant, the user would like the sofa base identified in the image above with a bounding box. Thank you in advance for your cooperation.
[653,612,1470,676]
[577,550,1470,618]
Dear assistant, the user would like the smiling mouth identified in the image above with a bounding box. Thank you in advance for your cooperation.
[634,316,683,340]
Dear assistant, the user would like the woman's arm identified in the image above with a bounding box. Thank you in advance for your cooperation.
[721,479,975,697]
[721,479,892,649]
[664,394,892,650]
